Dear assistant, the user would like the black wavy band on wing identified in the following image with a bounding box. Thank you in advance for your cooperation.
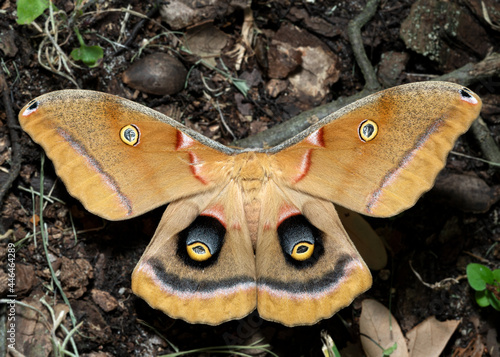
[147,258,256,294]
[257,254,353,295]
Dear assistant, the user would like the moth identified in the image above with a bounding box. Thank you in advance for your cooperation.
[19,81,481,326]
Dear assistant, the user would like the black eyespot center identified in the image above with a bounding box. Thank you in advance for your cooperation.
[458,87,478,105]
[363,124,375,137]
[28,101,39,110]
[192,245,207,254]
[124,128,137,141]
[460,88,472,98]
[296,245,309,254]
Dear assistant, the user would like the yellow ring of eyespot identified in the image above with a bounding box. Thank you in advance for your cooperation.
[187,242,212,261]
[291,242,314,261]
[120,124,140,146]
[358,120,378,142]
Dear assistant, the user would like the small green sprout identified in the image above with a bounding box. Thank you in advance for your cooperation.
[466,263,500,311]
[17,0,103,69]
[70,27,104,68]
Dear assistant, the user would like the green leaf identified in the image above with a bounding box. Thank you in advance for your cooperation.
[486,290,500,311]
[70,45,103,68]
[493,269,500,285]
[467,263,493,291]
[475,290,490,307]
[16,0,49,25]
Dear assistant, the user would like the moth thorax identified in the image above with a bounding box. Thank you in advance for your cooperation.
[244,199,261,248]
[234,152,272,182]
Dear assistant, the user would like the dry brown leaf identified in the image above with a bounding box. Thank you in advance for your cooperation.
[407,316,461,357]
[360,299,409,357]
[185,23,229,67]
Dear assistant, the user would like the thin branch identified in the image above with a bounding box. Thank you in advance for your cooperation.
[234,52,500,159]
[471,116,500,170]
[233,89,371,148]
[347,0,381,91]
[114,2,161,55]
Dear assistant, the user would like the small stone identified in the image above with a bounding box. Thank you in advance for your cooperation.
[16,264,36,295]
[400,0,490,70]
[0,30,18,57]
[267,22,340,103]
[377,51,410,88]
[432,173,500,213]
[91,289,118,312]
[59,256,93,299]
[160,0,248,30]
[266,79,288,98]
[122,53,187,96]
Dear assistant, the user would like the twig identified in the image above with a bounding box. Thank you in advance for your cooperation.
[464,251,494,265]
[114,2,160,56]
[215,99,236,140]
[36,7,80,87]
[233,89,371,148]
[347,0,381,91]
[410,260,466,290]
[470,116,500,170]
[438,52,500,86]
[117,4,132,44]
[451,150,500,167]
[0,73,22,234]
[0,229,14,240]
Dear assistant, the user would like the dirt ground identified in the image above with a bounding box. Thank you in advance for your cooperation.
[1,0,499,356]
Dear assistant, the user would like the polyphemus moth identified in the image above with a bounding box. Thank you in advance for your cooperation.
[18,81,481,326]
